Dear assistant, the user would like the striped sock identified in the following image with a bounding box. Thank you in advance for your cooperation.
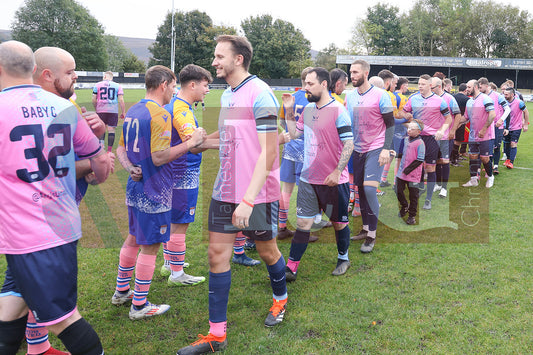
[116,243,139,292]
[233,232,245,255]
[167,234,186,273]
[381,162,390,182]
[279,191,291,229]
[162,242,170,267]
[26,311,50,355]
[132,253,157,307]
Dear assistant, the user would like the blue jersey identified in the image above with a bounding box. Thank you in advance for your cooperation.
[120,99,172,213]
[279,90,307,162]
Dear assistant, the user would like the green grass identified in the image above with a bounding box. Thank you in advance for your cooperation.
[4,89,533,354]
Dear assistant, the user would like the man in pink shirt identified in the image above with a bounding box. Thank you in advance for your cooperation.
[0,40,111,355]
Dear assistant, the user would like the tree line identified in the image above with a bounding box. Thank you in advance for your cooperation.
[8,0,533,77]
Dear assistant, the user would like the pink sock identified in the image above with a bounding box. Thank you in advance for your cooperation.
[26,311,51,355]
[167,234,186,272]
[279,191,291,228]
[162,242,170,264]
[132,253,157,306]
[286,260,300,273]
[381,162,391,182]
[116,242,139,292]
[233,232,245,255]
[209,320,227,337]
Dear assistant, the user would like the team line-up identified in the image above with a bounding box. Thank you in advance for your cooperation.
[0,35,529,355]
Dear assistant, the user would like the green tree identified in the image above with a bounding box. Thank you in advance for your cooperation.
[315,43,339,70]
[104,35,145,72]
[241,14,311,78]
[363,3,403,55]
[11,0,107,70]
[149,10,235,73]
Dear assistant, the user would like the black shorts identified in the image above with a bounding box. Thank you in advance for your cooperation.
[421,135,439,165]
[1,242,78,325]
[455,124,466,142]
[98,112,119,127]
[208,199,278,241]
[296,181,350,223]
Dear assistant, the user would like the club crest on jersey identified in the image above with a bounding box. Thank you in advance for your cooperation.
[160,225,168,235]
[189,207,195,216]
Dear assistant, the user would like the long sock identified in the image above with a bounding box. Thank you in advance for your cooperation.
[266,255,288,300]
[353,185,360,211]
[335,225,350,260]
[503,142,510,158]
[426,171,436,201]
[167,233,185,273]
[116,243,139,292]
[493,143,501,163]
[0,314,28,355]
[208,270,231,326]
[470,157,481,177]
[358,185,368,226]
[132,253,157,307]
[162,242,170,267]
[510,147,517,162]
[381,162,390,182]
[233,232,245,255]
[349,174,355,201]
[107,132,115,152]
[482,160,493,176]
[26,312,50,355]
[57,318,103,355]
[363,185,379,233]
[451,144,459,163]
[288,230,310,264]
[278,191,291,229]
[436,164,442,185]
[441,164,450,189]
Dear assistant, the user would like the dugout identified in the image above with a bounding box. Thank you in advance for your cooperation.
[336,55,533,90]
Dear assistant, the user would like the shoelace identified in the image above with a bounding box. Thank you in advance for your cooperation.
[270,300,287,316]
[191,334,222,352]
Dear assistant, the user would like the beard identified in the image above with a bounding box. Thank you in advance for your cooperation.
[54,78,74,100]
[306,91,321,103]
[352,77,365,88]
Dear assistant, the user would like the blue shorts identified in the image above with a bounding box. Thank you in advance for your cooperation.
[392,136,404,154]
[280,158,303,184]
[208,199,278,240]
[421,135,439,165]
[469,140,493,157]
[437,139,451,160]
[1,242,78,325]
[171,188,198,224]
[296,181,350,223]
[503,129,522,144]
[128,206,171,245]
[352,148,384,185]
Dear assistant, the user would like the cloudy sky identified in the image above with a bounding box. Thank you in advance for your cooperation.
[2,0,533,50]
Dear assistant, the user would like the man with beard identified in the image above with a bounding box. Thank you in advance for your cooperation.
[0,40,111,355]
[462,79,496,187]
[478,77,510,175]
[282,67,354,281]
[399,75,452,210]
[176,35,288,355]
[501,87,529,169]
[345,59,394,253]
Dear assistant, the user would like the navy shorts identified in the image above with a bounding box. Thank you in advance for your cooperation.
[98,112,119,127]
[280,158,303,185]
[494,128,504,147]
[352,148,384,185]
[208,199,278,240]
[128,206,171,245]
[296,181,350,223]
[437,139,451,160]
[469,140,493,157]
[455,124,466,142]
[503,129,522,144]
[171,187,198,224]
[421,135,439,165]
[1,241,78,325]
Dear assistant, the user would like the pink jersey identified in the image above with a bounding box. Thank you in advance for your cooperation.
[0,85,102,254]
[296,99,353,185]
[507,97,527,131]
[92,80,123,113]
[440,92,460,140]
[403,93,450,136]
[212,76,280,204]
[344,86,394,153]
[397,136,425,183]
[465,93,495,142]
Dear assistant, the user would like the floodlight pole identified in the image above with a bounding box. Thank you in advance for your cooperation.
[170,0,176,72]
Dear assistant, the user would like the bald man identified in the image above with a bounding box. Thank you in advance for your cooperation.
[0,41,109,355]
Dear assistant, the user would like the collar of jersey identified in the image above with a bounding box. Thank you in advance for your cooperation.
[357,84,374,96]
[173,96,192,110]
[317,98,335,110]
[421,92,435,99]
[1,84,40,92]
[232,75,256,92]
[141,98,161,107]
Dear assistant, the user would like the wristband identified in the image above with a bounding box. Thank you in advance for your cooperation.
[242,199,254,208]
